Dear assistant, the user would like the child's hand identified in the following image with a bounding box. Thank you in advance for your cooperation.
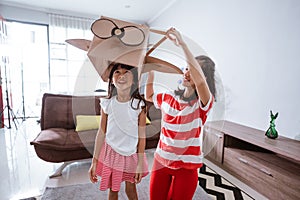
[166,27,184,47]
[135,172,142,183]
[89,164,98,183]
[134,164,143,183]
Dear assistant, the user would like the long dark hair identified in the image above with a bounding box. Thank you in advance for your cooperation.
[107,63,146,111]
[175,55,216,104]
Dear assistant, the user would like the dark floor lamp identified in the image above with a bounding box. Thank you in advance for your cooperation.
[15,62,35,121]
[0,56,18,129]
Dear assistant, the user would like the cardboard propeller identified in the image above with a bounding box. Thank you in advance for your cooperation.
[65,16,182,82]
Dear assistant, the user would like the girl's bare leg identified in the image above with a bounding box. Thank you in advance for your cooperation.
[125,181,138,200]
[109,189,118,200]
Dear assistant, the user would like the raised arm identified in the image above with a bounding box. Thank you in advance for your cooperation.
[145,71,155,102]
[166,28,211,106]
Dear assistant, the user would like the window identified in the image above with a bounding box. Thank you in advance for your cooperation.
[2,20,48,120]
[48,14,107,96]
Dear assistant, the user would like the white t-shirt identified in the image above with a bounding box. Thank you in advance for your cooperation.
[100,96,145,156]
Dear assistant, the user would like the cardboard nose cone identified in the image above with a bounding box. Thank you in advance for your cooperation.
[65,39,91,51]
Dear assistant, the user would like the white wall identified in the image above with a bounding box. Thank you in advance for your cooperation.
[149,0,300,139]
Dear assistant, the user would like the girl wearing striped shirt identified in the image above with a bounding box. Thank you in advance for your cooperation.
[146,28,216,200]
[89,63,149,200]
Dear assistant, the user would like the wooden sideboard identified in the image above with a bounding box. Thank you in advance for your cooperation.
[203,120,300,200]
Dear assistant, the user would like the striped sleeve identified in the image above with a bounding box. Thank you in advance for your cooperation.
[199,94,214,121]
[152,92,164,109]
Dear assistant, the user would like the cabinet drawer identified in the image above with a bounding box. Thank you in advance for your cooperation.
[223,147,300,200]
[203,127,224,163]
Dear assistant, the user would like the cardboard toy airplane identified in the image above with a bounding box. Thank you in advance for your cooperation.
[65,16,182,82]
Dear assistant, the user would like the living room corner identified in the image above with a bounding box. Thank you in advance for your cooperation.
[1,0,300,200]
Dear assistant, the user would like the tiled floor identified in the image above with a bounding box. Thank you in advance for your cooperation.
[0,118,60,200]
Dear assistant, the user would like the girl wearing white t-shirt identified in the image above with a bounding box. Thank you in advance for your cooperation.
[89,63,149,200]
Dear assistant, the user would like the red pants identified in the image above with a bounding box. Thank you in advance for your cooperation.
[149,159,198,200]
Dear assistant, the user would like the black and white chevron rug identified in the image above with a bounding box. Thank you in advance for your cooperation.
[198,165,254,200]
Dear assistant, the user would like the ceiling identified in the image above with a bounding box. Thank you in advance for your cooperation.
[1,0,178,24]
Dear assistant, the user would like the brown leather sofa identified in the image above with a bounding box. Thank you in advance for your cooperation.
[30,93,161,177]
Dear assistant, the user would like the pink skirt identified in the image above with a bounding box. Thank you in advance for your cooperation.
[96,141,149,191]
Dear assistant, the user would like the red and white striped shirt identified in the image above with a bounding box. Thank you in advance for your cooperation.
[153,91,214,169]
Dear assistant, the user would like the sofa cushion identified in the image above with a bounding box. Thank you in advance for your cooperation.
[40,93,100,130]
[146,116,151,125]
[30,128,96,150]
[75,115,101,131]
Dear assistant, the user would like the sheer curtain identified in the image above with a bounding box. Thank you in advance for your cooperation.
[48,14,105,96]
